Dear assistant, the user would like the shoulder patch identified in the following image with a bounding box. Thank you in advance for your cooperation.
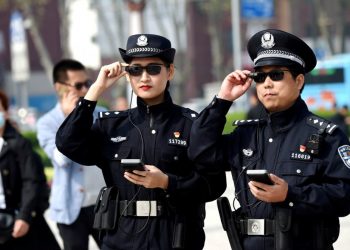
[306,115,338,135]
[181,108,198,121]
[338,145,350,169]
[98,110,128,119]
[232,119,265,126]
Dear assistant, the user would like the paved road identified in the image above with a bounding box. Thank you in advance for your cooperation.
[46,172,350,249]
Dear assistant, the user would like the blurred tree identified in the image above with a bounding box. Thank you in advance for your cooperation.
[312,0,350,55]
[0,0,54,80]
[148,0,188,103]
[199,0,231,81]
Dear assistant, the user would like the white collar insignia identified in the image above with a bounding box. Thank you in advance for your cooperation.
[243,148,254,157]
[110,136,127,143]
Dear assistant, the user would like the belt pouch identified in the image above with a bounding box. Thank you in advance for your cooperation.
[274,207,293,250]
[93,186,119,231]
[172,215,185,249]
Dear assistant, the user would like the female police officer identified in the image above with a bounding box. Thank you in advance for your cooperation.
[56,34,225,250]
[188,29,350,250]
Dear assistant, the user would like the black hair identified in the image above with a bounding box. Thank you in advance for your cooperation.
[287,65,306,93]
[0,90,9,111]
[53,59,85,84]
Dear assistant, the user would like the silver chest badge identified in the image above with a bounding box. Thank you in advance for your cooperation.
[110,136,127,143]
[261,32,275,49]
[243,148,253,157]
[136,35,148,46]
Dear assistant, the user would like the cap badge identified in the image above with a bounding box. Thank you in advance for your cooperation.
[261,32,275,49]
[136,35,148,46]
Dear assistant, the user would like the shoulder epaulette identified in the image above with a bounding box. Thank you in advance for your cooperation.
[181,108,198,121]
[306,115,338,135]
[98,110,129,119]
[232,119,265,126]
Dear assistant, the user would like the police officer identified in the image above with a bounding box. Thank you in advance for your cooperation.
[56,34,225,250]
[188,29,350,250]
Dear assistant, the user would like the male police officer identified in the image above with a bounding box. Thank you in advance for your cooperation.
[189,29,350,250]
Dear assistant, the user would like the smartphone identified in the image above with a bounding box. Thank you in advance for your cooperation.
[120,159,145,172]
[246,169,273,185]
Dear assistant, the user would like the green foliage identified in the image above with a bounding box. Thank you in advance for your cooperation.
[21,131,52,167]
[223,111,246,134]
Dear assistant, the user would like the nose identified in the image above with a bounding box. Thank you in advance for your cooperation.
[140,69,150,81]
[263,76,273,88]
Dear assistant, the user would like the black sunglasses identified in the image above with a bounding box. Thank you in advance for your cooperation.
[125,64,167,76]
[248,70,290,83]
[58,80,92,90]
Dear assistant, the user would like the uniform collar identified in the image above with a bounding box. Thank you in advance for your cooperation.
[136,90,174,119]
[267,96,309,133]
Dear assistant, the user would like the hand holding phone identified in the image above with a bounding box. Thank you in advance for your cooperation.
[246,169,274,185]
[121,159,145,173]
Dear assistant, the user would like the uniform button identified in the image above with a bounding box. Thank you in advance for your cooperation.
[79,101,82,105]
[114,154,118,158]
[174,156,179,161]
[151,130,156,134]
[2,169,9,176]
[88,104,91,107]
[31,211,37,217]
[6,189,11,195]
[79,188,85,193]
[296,169,301,174]
[268,138,273,143]
[289,202,294,207]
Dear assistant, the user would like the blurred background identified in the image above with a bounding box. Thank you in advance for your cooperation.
[0,0,349,155]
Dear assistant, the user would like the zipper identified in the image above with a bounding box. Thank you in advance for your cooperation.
[147,105,154,128]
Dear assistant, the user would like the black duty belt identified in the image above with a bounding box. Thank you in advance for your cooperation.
[119,200,166,217]
[240,219,274,236]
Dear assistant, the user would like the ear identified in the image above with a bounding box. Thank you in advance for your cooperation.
[296,74,305,90]
[168,64,175,81]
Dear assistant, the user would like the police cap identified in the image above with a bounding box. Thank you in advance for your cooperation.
[119,34,176,64]
[247,29,316,73]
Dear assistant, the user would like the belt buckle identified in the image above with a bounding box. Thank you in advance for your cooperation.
[247,219,265,235]
[136,201,157,216]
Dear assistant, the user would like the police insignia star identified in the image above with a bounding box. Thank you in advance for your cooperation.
[338,145,350,169]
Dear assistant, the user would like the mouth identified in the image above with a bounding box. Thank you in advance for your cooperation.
[264,92,276,97]
[140,85,152,91]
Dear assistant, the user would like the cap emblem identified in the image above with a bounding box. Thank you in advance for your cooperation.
[261,32,275,49]
[136,35,148,47]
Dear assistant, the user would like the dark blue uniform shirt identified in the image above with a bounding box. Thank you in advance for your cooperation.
[56,91,225,250]
[189,96,350,250]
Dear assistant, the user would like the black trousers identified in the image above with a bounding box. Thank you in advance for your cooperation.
[0,214,61,250]
[57,205,101,250]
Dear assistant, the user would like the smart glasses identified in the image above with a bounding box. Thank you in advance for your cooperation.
[58,80,92,90]
[248,70,290,83]
[125,64,166,76]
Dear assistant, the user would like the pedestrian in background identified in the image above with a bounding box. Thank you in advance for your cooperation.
[0,90,60,250]
[37,59,106,250]
[189,29,350,250]
[56,34,225,250]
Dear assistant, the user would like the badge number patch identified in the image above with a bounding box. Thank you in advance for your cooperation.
[168,138,187,147]
[290,152,312,161]
[338,145,350,169]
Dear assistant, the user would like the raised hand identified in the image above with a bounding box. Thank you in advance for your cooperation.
[85,62,128,101]
[218,70,253,102]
